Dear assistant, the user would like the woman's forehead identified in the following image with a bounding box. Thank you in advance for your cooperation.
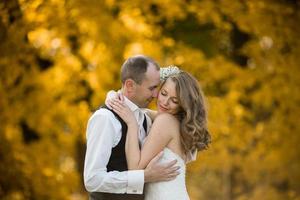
[162,79,176,93]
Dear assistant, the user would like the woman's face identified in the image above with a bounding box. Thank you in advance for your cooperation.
[157,78,181,115]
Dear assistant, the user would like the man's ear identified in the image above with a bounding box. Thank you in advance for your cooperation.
[124,79,136,93]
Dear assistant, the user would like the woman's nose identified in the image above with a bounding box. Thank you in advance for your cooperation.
[162,97,169,105]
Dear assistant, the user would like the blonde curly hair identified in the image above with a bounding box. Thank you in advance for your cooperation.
[162,71,211,153]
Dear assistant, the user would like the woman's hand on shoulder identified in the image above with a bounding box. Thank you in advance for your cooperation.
[105,90,124,109]
[109,99,137,127]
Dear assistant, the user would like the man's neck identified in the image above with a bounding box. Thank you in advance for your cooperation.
[120,88,140,110]
[120,88,135,105]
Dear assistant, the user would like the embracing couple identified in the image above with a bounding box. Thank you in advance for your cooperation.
[83,55,211,200]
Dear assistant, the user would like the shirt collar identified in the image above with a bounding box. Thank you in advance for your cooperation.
[123,96,146,127]
[123,96,140,113]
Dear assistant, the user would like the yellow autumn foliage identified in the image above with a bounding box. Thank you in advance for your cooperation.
[1,0,299,199]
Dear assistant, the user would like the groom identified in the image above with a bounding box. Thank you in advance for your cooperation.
[84,55,179,200]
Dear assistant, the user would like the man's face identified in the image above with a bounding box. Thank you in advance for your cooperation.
[132,63,160,108]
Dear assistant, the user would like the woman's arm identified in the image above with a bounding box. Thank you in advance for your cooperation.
[108,99,141,169]
[125,123,141,169]
[110,99,177,170]
[134,114,176,169]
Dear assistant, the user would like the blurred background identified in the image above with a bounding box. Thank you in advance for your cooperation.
[1,0,300,199]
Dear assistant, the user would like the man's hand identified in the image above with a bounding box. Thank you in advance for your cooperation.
[144,151,180,182]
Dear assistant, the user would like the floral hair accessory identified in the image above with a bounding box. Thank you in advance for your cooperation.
[160,65,181,81]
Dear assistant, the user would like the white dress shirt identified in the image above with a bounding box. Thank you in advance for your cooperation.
[84,95,151,194]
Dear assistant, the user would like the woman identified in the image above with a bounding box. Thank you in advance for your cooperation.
[109,68,211,200]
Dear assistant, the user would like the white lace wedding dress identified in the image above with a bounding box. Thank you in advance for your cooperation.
[145,148,190,200]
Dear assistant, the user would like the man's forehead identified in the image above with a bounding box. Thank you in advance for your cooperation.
[143,72,160,84]
[146,63,159,74]
[143,64,160,80]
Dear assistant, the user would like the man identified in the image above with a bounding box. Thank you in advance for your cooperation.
[84,55,179,200]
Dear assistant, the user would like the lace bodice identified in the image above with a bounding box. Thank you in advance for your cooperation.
[145,148,190,200]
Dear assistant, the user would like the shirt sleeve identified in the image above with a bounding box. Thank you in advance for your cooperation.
[127,170,144,194]
[83,110,145,194]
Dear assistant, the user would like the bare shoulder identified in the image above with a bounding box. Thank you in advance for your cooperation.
[152,113,180,132]
[155,112,178,122]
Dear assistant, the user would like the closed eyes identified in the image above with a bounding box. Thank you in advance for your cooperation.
[161,90,178,104]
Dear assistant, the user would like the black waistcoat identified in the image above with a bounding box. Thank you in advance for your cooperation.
[88,105,146,200]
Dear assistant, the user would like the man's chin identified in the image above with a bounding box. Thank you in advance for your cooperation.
[137,102,149,108]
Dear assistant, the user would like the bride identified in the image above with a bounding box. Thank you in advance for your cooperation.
[108,67,211,200]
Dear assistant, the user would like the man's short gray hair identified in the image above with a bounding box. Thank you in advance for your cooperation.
[121,55,160,84]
